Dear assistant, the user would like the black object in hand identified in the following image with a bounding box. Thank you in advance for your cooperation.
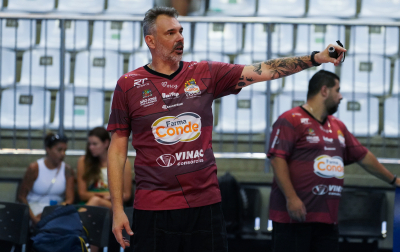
[328,40,345,62]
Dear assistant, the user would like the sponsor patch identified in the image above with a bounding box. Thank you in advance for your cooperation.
[161,82,178,89]
[152,112,201,145]
[312,184,342,196]
[162,92,179,99]
[162,103,183,110]
[324,146,336,151]
[142,89,152,98]
[184,78,201,98]
[292,113,302,117]
[306,136,320,143]
[301,118,311,125]
[140,96,157,107]
[156,154,176,167]
[308,128,315,136]
[312,184,328,195]
[313,155,344,179]
[337,130,345,147]
[323,136,333,143]
[156,149,204,167]
[271,129,280,147]
[134,78,149,88]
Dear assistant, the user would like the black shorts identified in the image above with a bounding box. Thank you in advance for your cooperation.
[272,222,339,252]
[130,203,228,252]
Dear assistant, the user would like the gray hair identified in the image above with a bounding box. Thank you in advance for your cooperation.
[143,7,179,38]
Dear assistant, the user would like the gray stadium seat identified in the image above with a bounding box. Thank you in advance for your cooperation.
[340,55,391,95]
[182,52,230,63]
[335,93,379,136]
[5,0,54,12]
[243,23,294,55]
[74,50,124,90]
[91,21,141,52]
[307,0,357,18]
[383,96,400,137]
[234,53,283,93]
[51,86,104,130]
[193,22,243,54]
[0,86,51,129]
[208,0,256,16]
[214,89,267,133]
[57,0,105,14]
[258,0,305,17]
[0,49,16,88]
[19,49,71,89]
[349,19,399,56]
[272,91,307,124]
[393,59,400,94]
[105,0,154,15]
[1,19,36,49]
[359,0,400,19]
[295,22,346,54]
[37,20,89,51]
[128,52,151,71]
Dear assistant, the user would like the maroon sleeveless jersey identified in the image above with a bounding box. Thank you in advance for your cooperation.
[107,61,244,210]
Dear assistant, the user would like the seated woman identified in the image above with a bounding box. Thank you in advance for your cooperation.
[77,127,132,208]
[18,133,75,225]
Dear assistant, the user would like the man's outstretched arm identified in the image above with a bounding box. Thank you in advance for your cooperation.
[236,44,346,89]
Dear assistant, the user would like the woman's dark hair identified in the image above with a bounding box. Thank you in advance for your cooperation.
[83,127,111,185]
[143,7,179,38]
[307,70,340,100]
[44,132,68,149]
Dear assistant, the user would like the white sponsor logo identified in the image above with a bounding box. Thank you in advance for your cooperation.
[323,136,333,143]
[320,125,332,133]
[328,185,343,196]
[162,92,179,99]
[324,146,336,151]
[162,103,183,110]
[134,78,148,86]
[161,82,178,89]
[152,112,201,145]
[306,136,320,143]
[271,129,280,148]
[312,184,342,196]
[140,96,157,107]
[156,149,204,167]
[313,155,344,179]
[301,118,311,125]
[184,78,201,98]
[312,185,328,195]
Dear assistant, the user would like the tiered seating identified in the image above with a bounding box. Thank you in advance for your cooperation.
[5,0,54,12]
[258,0,306,17]
[208,0,256,16]
[307,0,357,18]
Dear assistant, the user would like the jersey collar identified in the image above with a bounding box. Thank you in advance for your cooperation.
[299,106,328,125]
[143,61,184,80]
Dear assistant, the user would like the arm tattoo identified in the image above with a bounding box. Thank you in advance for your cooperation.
[239,75,244,80]
[264,55,311,80]
[246,77,254,82]
[238,82,246,87]
[252,63,262,75]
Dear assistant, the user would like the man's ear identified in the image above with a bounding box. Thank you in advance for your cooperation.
[145,35,156,49]
[320,85,329,98]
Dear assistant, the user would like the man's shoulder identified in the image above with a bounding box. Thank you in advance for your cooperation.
[116,68,149,92]
[277,107,305,127]
[328,115,346,128]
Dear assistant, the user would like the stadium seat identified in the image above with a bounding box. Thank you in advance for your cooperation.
[182,52,230,63]
[5,0,54,12]
[340,55,391,95]
[258,0,306,17]
[74,50,124,90]
[128,52,151,71]
[295,22,346,54]
[359,0,400,19]
[243,23,294,55]
[37,19,89,51]
[193,22,242,54]
[393,59,400,95]
[91,21,141,52]
[348,19,399,56]
[19,49,71,89]
[307,0,357,18]
[57,0,105,14]
[208,0,256,16]
[0,202,30,252]
[234,53,283,93]
[0,86,51,129]
[0,49,16,88]
[51,86,104,130]
[105,0,154,15]
[214,89,266,133]
[1,19,36,49]
[241,187,262,235]
[383,96,400,137]
[0,181,19,202]
[272,91,307,123]
[335,93,379,136]
[283,63,335,92]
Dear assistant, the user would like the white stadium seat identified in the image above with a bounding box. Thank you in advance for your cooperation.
[105,0,154,15]
[74,50,124,90]
[6,0,54,12]
[359,0,400,19]
[383,96,400,137]
[208,0,256,16]
[37,20,89,51]
[307,0,357,18]
[57,0,105,14]
[258,0,305,17]
[1,19,36,49]
[51,87,104,130]
[182,52,230,63]
[393,59,400,95]
[0,86,51,129]
[0,49,16,88]
[128,52,151,71]
[272,91,307,124]
[19,49,71,89]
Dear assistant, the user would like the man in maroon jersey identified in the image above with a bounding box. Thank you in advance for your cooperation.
[268,70,400,252]
[107,6,346,251]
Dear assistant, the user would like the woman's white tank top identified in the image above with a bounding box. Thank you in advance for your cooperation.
[27,158,66,215]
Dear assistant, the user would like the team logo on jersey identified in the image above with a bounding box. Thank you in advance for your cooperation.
[135,78,149,88]
[161,82,178,89]
[313,155,344,179]
[140,96,157,107]
[152,112,202,145]
[162,92,179,99]
[156,149,204,167]
[301,118,311,125]
[312,184,342,196]
[312,185,328,195]
[142,89,152,98]
[308,128,316,136]
[337,130,345,147]
[156,154,176,167]
[184,78,201,98]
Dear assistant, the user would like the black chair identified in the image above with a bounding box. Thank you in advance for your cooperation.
[0,202,30,252]
[338,188,387,252]
[241,187,262,236]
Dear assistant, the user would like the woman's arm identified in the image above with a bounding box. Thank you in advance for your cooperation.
[76,156,99,201]
[17,162,40,223]
[122,158,132,202]
[63,164,75,204]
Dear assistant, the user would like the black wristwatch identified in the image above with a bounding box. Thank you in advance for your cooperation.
[311,51,321,66]
[390,174,397,185]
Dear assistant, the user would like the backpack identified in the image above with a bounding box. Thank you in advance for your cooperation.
[31,205,89,252]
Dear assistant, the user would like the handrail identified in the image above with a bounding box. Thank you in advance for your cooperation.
[0,12,399,26]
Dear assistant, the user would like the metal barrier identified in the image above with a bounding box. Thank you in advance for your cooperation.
[0,13,399,171]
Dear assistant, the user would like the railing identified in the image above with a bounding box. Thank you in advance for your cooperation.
[0,12,399,171]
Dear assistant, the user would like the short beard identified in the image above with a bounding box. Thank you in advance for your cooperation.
[325,98,338,115]
[155,41,182,64]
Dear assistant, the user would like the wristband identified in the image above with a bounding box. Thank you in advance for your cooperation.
[311,51,321,67]
[390,174,397,185]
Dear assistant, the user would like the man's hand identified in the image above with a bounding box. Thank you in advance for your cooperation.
[112,209,133,249]
[315,44,347,67]
[286,196,307,222]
